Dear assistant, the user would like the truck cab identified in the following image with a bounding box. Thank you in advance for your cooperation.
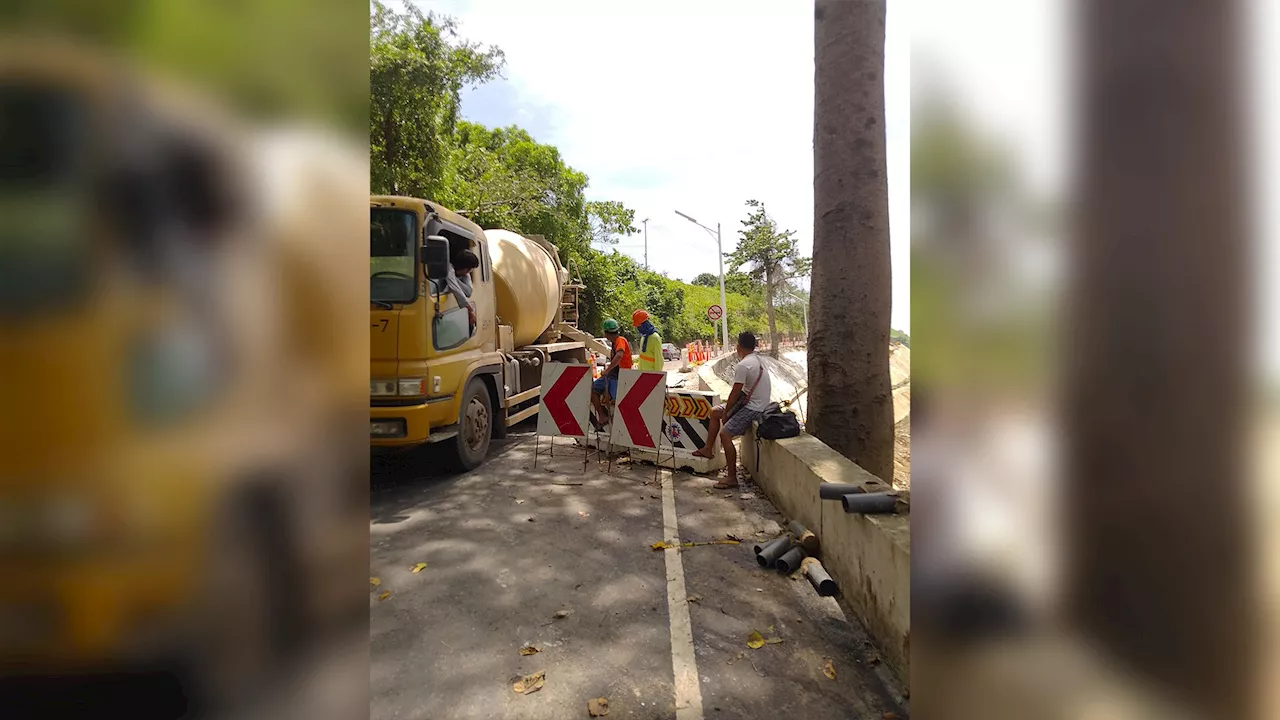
[370,197,505,468]
[370,197,601,470]
[0,42,368,709]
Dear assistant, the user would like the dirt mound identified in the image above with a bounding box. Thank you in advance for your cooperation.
[893,414,911,490]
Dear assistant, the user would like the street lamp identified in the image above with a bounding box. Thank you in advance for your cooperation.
[674,209,730,352]
[780,288,809,341]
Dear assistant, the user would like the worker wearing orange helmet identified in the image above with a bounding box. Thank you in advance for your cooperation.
[633,309,664,372]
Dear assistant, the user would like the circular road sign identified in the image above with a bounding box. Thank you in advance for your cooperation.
[707,304,723,321]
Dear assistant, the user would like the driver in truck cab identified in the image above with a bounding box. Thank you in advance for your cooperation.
[445,249,479,332]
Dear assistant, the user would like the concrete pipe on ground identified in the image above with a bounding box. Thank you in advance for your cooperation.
[840,492,898,514]
[755,537,791,567]
[776,546,807,574]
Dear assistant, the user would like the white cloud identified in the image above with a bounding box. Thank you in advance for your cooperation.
[410,0,910,332]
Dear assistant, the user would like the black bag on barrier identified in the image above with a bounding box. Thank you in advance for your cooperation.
[756,402,801,440]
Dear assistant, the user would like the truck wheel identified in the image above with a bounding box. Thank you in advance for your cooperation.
[450,378,492,471]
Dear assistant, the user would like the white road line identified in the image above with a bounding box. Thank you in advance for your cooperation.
[661,467,705,720]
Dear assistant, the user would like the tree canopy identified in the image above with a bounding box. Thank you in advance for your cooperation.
[370,0,503,198]
[726,200,810,353]
[366,5,806,347]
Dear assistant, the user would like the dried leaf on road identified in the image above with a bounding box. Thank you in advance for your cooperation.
[514,499,526,505]
[511,670,546,695]
[822,657,837,680]
[686,594,704,603]
[411,562,428,573]
[740,493,755,500]
[553,609,574,619]
[588,697,610,716]
[680,539,740,548]
[578,511,590,518]
[369,577,381,586]
[519,645,540,656]
[746,631,765,649]
[765,637,784,645]
[651,541,674,551]
[726,533,743,542]
[527,517,537,522]
[726,650,747,665]
[377,591,392,602]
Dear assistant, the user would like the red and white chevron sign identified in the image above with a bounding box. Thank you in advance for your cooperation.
[536,362,592,438]
[610,369,667,450]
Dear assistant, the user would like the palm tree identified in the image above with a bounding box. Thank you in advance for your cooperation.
[808,0,893,480]
[1067,1,1250,716]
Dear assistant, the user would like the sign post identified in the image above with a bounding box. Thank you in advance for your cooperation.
[608,369,667,473]
[535,362,592,468]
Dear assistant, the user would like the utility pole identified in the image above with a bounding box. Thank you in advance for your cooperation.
[674,210,731,351]
[716,222,728,351]
[641,218,649,269]
[781,288,809,339]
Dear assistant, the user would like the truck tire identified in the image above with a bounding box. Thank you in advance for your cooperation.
[448,378,493,471]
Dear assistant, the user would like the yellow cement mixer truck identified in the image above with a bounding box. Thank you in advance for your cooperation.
[370,196,608,469]
[0,41,368,710]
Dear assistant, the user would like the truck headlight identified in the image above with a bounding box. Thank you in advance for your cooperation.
[371,378,426,397]
[0,493,99,550]
[397,378,426,396]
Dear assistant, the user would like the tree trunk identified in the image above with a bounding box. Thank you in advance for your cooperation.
[808,0,893,480]
[764,269,779,358]
[1068,0,1251,716]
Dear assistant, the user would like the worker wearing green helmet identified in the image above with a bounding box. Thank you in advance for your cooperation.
[590,318,632,429]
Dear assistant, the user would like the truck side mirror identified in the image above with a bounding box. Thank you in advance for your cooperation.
[422,235,451,281]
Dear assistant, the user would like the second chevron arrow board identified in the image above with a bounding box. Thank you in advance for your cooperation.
[536,362,592,438]
[610,369,667,450]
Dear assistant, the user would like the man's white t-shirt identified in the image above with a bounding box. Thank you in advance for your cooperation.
[733,353,772,412]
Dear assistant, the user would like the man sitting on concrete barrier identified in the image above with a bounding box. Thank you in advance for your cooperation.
[693,331,771,488]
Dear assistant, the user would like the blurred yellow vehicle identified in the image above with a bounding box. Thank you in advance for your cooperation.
[0,40,368,711]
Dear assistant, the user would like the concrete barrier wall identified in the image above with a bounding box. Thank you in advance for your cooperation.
[694,350,910,679]
[742,428,911,681]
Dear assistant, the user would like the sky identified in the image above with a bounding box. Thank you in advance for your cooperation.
[407,0,910,333]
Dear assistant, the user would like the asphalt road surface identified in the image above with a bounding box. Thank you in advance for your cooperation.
[370,431,906,719]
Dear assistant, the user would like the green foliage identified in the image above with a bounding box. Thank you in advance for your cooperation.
[891,328,911,346]
[5,0,372,131]
[370,1,504,198]
[726,200,806,286]
[725,200,809,351]
[439,122,591,253]
[587,200,639,246]
[365,2,805,350]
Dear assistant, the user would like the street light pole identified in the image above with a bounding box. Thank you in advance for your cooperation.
[674,209,731,352]
[781,288,809,340]
[641,218,649,270]
[715,222,729,351]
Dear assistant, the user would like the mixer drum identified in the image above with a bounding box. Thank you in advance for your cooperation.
[485,229,565,347]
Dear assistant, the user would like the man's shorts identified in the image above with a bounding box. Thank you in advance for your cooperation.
[722,405,764,437]
[592,376,618,399]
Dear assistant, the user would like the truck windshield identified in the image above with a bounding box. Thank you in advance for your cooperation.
[370,207,417,304]
[0,84,88,314]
